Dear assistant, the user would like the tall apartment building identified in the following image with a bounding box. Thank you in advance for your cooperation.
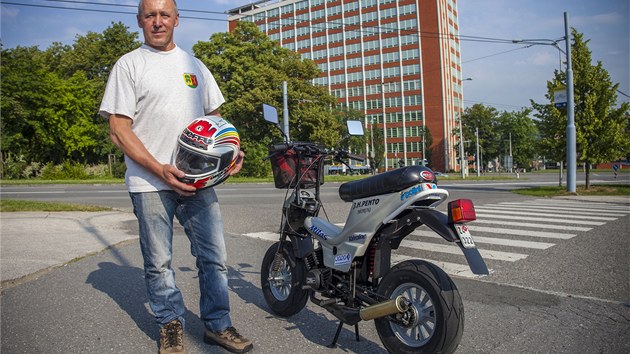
[227,0,465,172]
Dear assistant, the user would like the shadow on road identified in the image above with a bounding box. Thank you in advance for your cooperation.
[85,262,207,351]
[226,263,384,351]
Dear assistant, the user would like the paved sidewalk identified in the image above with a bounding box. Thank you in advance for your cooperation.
[1,211,138,286]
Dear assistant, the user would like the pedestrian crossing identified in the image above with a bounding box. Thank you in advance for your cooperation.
[244,199,629,279]
[394,199,629,278]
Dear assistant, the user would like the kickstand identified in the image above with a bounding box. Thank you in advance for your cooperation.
[328,321,360,348]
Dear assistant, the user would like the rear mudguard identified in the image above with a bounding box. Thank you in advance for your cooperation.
[418,209,489,275]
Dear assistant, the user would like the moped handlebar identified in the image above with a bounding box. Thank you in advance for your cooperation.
[347,153,364,162]
[266,141,365,164]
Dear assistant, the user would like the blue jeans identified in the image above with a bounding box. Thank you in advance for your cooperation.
[129,188,232,332]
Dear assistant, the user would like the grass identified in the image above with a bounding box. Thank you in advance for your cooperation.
[513,184,630,197]
[0,199,112,212]
[0,178,125,185]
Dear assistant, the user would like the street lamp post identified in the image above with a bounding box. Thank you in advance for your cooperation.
[458,116,465,179]
[564,12,576,193]
[370,118,375,174]
[509,132,513,173]
[475,127,480,176]
[459,77,472,179]
[512,12,576,193]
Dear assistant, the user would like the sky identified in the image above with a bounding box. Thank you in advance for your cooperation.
[1,0,628,112]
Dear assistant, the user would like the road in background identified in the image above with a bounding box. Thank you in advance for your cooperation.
[1,172,628,353]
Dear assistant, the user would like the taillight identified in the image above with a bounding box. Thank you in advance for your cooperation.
[448,199,476,223]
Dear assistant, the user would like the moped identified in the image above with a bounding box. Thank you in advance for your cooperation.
[259,105,488,353]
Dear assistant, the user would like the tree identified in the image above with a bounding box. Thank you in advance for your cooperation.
[1,22,142,168]
[496,109,538,170]
[368,121,385,172]
[423,125,433,168]
[1,46,48,162]
[533,29,630,188]
[56,22,141,91]
[193,22,342,176]
[462,104,501,171]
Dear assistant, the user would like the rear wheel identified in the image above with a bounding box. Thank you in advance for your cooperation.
[375,260,464,354]
[260,241,310,317]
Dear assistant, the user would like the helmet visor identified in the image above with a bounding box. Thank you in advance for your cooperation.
[175,145,220,176]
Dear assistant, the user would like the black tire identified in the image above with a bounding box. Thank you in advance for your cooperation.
[260,241,310,317]
[374,260,464,354]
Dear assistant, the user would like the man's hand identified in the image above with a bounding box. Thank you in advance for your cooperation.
[160,164,197,196]
[229,150,245,176]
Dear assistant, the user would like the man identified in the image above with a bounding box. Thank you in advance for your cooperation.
[99,1,252,353]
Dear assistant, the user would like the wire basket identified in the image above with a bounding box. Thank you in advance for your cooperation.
[269,147,323,189]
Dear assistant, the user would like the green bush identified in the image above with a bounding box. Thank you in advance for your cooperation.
[111,160,127,178]
[0,154,44,179]
[40,161,90,180]
[239,140,272,178]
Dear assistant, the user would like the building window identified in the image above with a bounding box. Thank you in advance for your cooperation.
[344,1,359,12]
[362,0,377,9]
[295,1,308,10]
[406,110,423,121]
[267,8,279,17]
[403,64,421,76]
[386,112,404,123]
[403,80,422,91]
[405,95,422,106]
[367,113,383,124]
[387,142,405,153]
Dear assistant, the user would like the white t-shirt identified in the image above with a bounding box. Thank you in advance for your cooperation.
[99,44,225,192]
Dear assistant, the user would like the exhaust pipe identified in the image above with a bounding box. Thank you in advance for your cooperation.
[359,296,409,321]
[313,293,410,325]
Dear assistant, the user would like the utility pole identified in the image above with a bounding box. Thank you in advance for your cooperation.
[475,127,480,176]
[283,81,290,141]
[459,78,472,179]
[511,13,576,193]
[459,116,465,179]
[565,12,577,193]
[509,132,513,173]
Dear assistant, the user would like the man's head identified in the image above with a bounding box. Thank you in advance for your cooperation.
[137,0,179,51]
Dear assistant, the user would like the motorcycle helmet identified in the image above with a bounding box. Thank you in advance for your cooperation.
[175,116,240,189]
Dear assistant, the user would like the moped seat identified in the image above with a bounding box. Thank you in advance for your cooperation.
[338,166,436,202]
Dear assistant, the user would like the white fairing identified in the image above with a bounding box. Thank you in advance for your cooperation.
[305,185,449,272]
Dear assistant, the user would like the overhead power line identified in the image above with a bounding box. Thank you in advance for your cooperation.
[2,1,226,21]
[5,0,527,45]
[41,0,228,15]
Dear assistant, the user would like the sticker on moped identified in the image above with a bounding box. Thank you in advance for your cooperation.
[334,253,352,266]
[455,224,476,249]
[422,183,437,191]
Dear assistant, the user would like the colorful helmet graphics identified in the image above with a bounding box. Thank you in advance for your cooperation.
[175,116,240,189]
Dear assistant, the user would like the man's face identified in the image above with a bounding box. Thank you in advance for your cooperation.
[137,0,179,51]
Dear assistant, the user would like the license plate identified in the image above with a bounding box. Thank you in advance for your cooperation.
[455,224,476,249]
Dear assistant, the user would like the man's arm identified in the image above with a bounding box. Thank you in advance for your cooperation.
[109,114,196,196]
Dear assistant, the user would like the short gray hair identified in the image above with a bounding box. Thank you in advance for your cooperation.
[137,0,179,16]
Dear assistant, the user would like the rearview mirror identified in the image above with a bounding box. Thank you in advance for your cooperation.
[346,120,364,136]
[262,104,279,124]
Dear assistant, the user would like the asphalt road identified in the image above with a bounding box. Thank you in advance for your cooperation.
[1,173,629,353]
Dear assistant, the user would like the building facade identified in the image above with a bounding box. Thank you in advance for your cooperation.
[227,0,465,172]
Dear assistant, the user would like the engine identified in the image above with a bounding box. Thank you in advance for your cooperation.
[305,268,333,291]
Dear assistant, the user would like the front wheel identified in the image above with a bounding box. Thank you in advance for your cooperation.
[375,260,464,354]
[260,241,310,317]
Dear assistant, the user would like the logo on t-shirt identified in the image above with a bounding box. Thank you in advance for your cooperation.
[183,73,198,88]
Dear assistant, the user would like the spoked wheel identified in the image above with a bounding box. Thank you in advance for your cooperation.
[375,260,464,354]
[260,241,309,317]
